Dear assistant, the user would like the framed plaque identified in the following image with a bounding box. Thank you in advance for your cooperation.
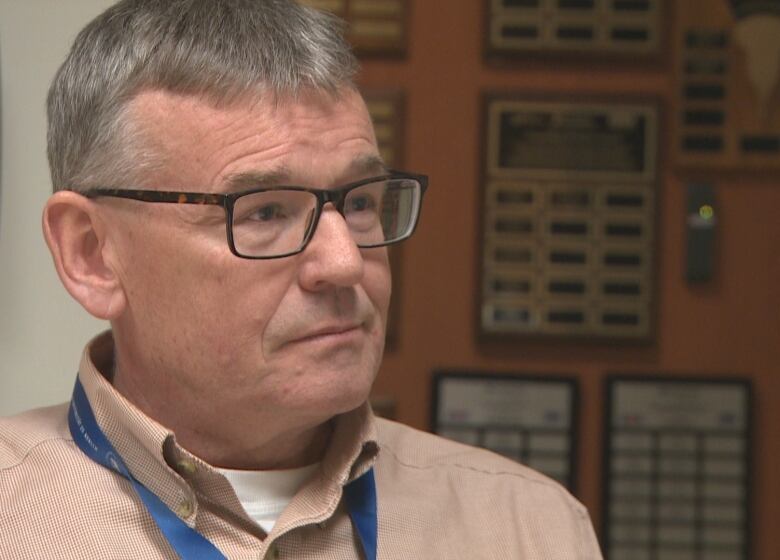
[479,95,659,340]
[674,0,780,170]
[297,0,407,56]
[603,376,752,560]
[362,89,405,169]
[431,371,579,490]
[485,0,665,60]
[363,89,405,349]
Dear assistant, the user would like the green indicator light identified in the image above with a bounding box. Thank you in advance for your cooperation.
[699,204,714,220]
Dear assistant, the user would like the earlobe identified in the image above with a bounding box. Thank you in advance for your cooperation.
[42,191,127,320]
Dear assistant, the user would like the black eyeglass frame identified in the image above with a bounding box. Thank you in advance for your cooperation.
[82,171,428,259]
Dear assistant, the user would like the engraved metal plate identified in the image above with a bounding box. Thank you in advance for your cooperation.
[298,0,407,55]
[432,371,578,489]
[481,96,658,339]
[603,377,752,560]
[486,0,664,58]
[675,0,780,170]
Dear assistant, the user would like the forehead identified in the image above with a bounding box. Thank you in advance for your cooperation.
[127,87,380,190]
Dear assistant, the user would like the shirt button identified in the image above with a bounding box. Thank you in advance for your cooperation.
[177,459,197,476]
[176,499,194,518]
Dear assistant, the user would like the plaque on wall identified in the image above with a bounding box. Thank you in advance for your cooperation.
[298,0,407,56]
[363,90,405,349]
[431,371,578,490]
[480,95,659,339]
[362,89,405,169]
[675,0,780,170]
[603,376,752,560]
[485,0,665,60]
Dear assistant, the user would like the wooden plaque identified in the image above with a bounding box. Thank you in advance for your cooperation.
[480,95,659,340]
[432,371,579,490]
[603,376,752,560]
[298,0,407,56]
[674,0,780,171]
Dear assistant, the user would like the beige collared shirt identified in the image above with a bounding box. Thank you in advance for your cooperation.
[0,333,602,559]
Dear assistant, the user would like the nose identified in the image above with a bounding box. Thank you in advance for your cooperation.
[298,205,364,291]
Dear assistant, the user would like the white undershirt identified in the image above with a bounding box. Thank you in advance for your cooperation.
[218,463,319,534]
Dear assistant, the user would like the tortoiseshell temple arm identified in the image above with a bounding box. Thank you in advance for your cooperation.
[80,172,429,206]
[82,189,226,206]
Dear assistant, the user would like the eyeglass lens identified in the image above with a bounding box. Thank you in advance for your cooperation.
[231,178,421,257]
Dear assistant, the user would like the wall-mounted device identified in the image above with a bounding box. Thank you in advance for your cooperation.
[686,183,717,283]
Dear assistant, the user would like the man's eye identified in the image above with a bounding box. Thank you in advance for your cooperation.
[349,196,375,212]
[250,203,286,221]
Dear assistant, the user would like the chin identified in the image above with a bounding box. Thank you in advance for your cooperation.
[332,369,375,407]
[271,337,382,418]
[313,365,375,417]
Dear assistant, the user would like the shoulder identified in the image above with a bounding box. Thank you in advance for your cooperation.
[0,404,73,470]
[377,418,562,481]
[374,419,602,558]
[375,417,587,513]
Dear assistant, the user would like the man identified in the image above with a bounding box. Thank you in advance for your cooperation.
[0,1,602,558]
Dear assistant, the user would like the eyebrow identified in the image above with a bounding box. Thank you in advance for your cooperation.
[221,154,388,193]
[348,153,388,178]
[222,167,292,193]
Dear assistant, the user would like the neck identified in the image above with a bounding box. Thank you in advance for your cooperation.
[177,420,333,470]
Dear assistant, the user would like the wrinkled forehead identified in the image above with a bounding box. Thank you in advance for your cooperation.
[124,86,381,190]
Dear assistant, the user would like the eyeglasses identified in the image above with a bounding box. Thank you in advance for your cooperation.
[83,171,428,259]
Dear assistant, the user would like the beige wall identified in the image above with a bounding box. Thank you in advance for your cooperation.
[0,1,111,415]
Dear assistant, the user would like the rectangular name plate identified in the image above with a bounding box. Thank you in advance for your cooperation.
[432,371,578,489]
[603,376,752,560]
[486,0,664,59]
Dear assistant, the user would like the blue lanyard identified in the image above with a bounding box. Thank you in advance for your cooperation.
[344,468,378,560]
[68,378,378,560]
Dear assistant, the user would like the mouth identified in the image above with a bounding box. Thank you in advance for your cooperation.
[289,323,365,345]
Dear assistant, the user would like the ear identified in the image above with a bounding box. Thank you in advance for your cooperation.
[42,191,127,320]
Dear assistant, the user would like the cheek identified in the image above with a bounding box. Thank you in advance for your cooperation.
[180,258,297,363]
[117,223,295,363]
[120,238,218,342]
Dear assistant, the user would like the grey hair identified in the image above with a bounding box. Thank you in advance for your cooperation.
[46,0,359,192]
